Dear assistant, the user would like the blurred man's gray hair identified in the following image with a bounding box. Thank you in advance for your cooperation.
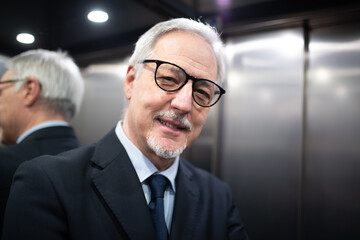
[10,49,84,120]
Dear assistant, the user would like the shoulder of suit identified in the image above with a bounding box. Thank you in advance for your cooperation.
[14,143,97,183]
[31,142,96,166]
[0,147,18,166]
[0,144,26,161]
[27,126,77,140]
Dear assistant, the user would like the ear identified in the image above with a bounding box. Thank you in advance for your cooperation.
[22,78,41,107]
[124,65,136,100]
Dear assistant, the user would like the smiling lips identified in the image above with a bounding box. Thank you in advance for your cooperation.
[152,110,192,135]
[158,117,188,131]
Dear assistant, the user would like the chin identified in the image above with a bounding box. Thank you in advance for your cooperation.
[147,134,187,159]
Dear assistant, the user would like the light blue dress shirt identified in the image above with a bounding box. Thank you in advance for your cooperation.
[115,120,179,231]
[16,121,70,144]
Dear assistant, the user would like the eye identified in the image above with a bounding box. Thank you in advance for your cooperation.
[198,88,211,97]
[156,75,181,87]
[155,63,185,90]
[194,88,212,102]
[193,80,219,105]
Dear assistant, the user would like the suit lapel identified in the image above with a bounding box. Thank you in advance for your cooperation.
[169,159,200,240]
[90,129,156,240]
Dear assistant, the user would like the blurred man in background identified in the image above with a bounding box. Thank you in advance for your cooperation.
[0,49,84,234]
[0,58,8,147]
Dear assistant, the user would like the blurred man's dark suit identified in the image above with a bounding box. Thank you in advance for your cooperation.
[1,128,248,240]
[0,126,80,235]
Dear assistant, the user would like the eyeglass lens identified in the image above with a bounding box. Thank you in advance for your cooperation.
[155,62,221,107]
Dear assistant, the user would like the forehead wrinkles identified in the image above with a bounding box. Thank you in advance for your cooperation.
[177,55,216,80]
[151,52,217,82]
[151,31,217,81]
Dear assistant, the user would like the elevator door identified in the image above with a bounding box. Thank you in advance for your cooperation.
[222,29,304,240]
[304,22,360,240]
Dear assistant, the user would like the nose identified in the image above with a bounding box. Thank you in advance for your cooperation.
[170,81,193,113]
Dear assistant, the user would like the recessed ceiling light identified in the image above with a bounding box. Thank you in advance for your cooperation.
[87,10,109,23]
[16,33,35,44]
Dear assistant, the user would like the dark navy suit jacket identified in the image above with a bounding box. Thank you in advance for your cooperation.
[0,126,80,235]
[2,128,248,240]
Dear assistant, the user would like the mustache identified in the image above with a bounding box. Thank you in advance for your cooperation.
[153,111,192,131]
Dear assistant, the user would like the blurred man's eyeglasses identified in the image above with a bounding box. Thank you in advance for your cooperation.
[0,80,21,94]
[0,79,20,85]
[142,59,226,107]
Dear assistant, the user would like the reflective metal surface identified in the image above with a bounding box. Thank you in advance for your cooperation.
[221,29,304,239]
[71,62,127,144]
[304,22,360,240]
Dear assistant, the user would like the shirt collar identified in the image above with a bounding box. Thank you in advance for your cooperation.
[17,121,69,144]
[115,120,179,192]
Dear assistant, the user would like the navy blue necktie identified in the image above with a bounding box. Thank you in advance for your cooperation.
[148,174,169,240]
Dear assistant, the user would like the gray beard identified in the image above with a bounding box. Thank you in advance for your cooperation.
[146,133,187,159]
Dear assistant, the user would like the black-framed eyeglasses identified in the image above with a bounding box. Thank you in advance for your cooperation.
[0,79,20,85]
[142,59,225,107]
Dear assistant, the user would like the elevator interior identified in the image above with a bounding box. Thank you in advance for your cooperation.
[0,3,358,240]
[71,8,360,239]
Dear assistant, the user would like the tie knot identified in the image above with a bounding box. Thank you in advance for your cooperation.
[148,174,168,199]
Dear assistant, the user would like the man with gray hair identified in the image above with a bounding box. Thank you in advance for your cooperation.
[2,19,248,240]
[0,49,84,235]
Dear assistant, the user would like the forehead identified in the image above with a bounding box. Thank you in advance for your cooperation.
[151,31,218,81]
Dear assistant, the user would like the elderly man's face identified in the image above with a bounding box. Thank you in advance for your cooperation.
[0,70,23,145]
[123,31,218,162]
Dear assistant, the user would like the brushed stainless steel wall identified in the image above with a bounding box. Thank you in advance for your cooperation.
[71,62,128,145]
[221,29,304,239]
[219,20,360,240]
[304,22,360,239]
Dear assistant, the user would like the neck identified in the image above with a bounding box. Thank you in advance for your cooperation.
[148,153,175,172]
[18,111,67,140]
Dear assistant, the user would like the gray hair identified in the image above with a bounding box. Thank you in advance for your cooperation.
[10,49,84,120]
[129,18,226,85]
